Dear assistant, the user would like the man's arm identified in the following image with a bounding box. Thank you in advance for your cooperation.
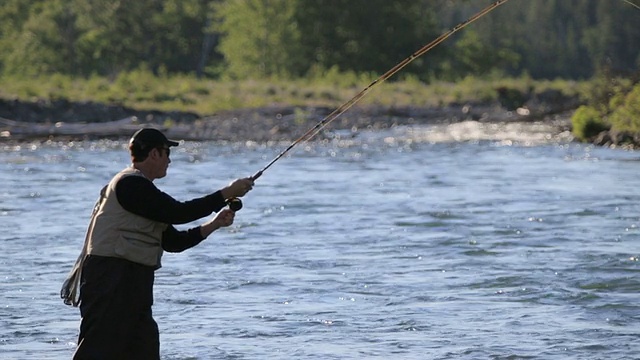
[161,225,204,252]
[162,208,235,252]
[115,176,227,224]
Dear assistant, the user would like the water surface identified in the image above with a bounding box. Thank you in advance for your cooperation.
[1,121,639,359]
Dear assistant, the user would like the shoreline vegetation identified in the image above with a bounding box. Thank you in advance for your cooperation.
[0,73,637,147]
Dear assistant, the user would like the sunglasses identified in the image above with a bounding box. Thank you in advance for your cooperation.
[158,147,170,157]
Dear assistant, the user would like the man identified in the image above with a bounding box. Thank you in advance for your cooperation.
[61,128,254,359]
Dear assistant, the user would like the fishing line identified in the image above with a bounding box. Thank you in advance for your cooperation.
[249,0,512,182]
[227,0,512,211]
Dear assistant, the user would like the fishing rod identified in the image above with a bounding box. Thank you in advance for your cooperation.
[622,0,640,10]
[227,0,513,211]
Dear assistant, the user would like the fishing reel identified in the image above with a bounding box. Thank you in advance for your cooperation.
[226,197,243,211]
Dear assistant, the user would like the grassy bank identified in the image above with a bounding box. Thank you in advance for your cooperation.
[0,71,588,116]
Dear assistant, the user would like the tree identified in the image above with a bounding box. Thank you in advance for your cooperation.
[0,0,637,80]
[583,1,640,77]
[443,29,519,79]
[293,0,438,78]
[213,0,302,79]
[149,0,220,75]
[71,0,165,76]
[1,0,80,76]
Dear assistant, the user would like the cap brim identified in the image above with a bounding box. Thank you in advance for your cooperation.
[167,139,179,147]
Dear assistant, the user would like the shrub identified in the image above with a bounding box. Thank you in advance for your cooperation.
[571,105,610,141]
[609,84,640,134]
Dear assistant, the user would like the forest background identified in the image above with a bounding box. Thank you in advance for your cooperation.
[0,0,638,143]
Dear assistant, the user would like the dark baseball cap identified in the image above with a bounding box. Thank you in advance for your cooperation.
[129,128,179,149]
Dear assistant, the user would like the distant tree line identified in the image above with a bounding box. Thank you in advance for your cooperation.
[0,0,638,81]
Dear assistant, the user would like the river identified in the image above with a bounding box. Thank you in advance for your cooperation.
[1,121,638,359]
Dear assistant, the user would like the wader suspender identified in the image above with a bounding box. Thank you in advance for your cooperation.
[60,185,108,307]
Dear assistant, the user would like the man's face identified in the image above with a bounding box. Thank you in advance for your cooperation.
[152,146,171,179]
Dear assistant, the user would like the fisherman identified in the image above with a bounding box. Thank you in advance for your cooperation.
[61,128,254,359]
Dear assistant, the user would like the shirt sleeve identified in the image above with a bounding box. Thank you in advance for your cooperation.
[115,175,228,224]
[161,225,205,252]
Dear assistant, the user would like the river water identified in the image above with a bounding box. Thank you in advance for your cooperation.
[1,121,639,359]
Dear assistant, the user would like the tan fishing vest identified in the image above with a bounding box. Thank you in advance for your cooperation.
[86,166,167,269]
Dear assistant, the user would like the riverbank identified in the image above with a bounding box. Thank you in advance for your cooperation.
[0,95,577,143]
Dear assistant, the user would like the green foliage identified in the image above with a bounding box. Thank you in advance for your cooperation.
[609,84,640,133]
[442,29,520,81]
[151,0,217,75]
[582,74,634,113]
[0,0,638,81]
[0,0,216,77]
[2,0,77,75]
[571,105,610,141]
[213,0,302,79]
[293,0,438,79]
[573,73,640,140]
[307,65,377,88]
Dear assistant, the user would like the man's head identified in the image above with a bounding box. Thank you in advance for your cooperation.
[129,128,179,161]
[129,128,179,179]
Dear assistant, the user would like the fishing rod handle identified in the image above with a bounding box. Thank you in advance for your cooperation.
[226,171,261,212]
[225,172,260,212]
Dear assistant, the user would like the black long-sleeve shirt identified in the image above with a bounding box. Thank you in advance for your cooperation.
[114,176,227,253]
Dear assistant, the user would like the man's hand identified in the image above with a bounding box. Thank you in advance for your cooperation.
[213,208,235,228]
[221,177,254,199]
[200,209,235,238]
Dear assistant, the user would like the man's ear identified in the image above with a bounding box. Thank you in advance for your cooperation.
[149,148,160,159]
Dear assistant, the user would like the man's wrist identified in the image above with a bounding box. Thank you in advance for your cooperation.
[220,186,231,200]
[200,222,219,238]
